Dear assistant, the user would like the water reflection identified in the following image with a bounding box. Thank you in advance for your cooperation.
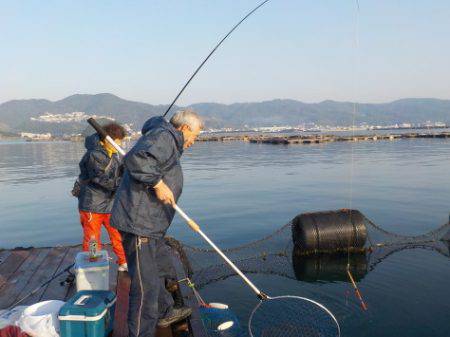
[0,140,135,185]
[0,141,83,184]
[292,251,368,283]
[1,138,450,250]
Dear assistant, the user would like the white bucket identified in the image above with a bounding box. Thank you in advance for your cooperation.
[75,251,110,291]
[17,300,65,337]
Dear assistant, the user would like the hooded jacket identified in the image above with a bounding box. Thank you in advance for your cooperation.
[78,134,123,213]
[110,116,184,238]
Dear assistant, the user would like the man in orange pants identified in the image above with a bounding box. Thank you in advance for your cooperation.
[77,122,127,271]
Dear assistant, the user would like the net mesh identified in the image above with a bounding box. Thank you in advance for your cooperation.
[166,210,450,337]
[249,296,340,337]
[172,211,450,288]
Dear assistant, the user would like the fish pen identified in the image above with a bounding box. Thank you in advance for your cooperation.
[181,209,450,288]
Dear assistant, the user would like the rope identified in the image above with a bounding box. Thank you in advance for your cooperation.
[182,222,292,253]
[365,217,450,241]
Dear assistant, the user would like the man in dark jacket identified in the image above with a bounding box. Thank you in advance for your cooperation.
[78,122,127,270]
[111,110,203,337]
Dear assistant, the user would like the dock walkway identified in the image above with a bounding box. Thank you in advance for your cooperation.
[0,244,207,337]
[198,131,450,144]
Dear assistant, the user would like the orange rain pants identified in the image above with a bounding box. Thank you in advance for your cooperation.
[79,210,127,265]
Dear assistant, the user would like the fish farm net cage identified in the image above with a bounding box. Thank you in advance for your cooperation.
[168,209,450,288]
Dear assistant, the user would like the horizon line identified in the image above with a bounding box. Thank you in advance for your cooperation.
[1,92,450,107]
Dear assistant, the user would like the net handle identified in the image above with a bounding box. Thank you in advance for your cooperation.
[87,118,126,156]
[86,117,267,300]
[173,204,265,298]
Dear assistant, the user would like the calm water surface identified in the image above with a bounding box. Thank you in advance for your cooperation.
[0,139,449,336]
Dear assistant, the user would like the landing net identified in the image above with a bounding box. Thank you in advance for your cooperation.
[249,296,340,337]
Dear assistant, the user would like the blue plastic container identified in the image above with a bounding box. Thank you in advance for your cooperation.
[199,303,243,337]
[59,290,116,337]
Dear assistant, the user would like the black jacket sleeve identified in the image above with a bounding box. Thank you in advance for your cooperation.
[87,152,117,191]
[124,131,175,187]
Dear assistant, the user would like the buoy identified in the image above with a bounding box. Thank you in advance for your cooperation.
[292,209,367,254]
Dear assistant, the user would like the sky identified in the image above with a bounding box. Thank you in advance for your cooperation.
[1,0,449,105]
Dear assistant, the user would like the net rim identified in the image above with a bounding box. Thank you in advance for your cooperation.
[248,295,341,337]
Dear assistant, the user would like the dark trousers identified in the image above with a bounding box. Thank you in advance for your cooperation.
[121,232,175,337]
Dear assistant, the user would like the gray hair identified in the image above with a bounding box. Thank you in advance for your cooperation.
[170,109,204,131]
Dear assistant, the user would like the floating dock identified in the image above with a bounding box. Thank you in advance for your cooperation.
[0,244,207,337]
[198,131,450,144]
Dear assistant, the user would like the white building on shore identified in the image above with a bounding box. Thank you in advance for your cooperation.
[20,132,52,140]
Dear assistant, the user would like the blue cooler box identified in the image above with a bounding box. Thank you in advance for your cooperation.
[59,290,116,337]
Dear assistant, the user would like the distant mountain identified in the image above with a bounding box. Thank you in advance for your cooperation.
[0,94,169,136]
[190,98,450,128]
[0,93,449,135]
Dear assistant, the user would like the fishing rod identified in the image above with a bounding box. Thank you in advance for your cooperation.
[162,0,271,118]
[87,1,275,285]
[9,263,75,309]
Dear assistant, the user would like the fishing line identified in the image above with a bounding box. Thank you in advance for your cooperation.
[178,277,208,307]
[162,0,272,118]
[346,0,368,312]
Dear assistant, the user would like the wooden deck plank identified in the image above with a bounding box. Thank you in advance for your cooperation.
[18,246,68,306]
[112,271,130,337]
[0,250,32,290]
[40,246,80,302]
[0,248,51,309]
[0,251,12,266]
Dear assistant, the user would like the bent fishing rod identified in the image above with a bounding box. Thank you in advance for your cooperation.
[86,1,274,300]
[162,0,271,118]
[89,0,312,300]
